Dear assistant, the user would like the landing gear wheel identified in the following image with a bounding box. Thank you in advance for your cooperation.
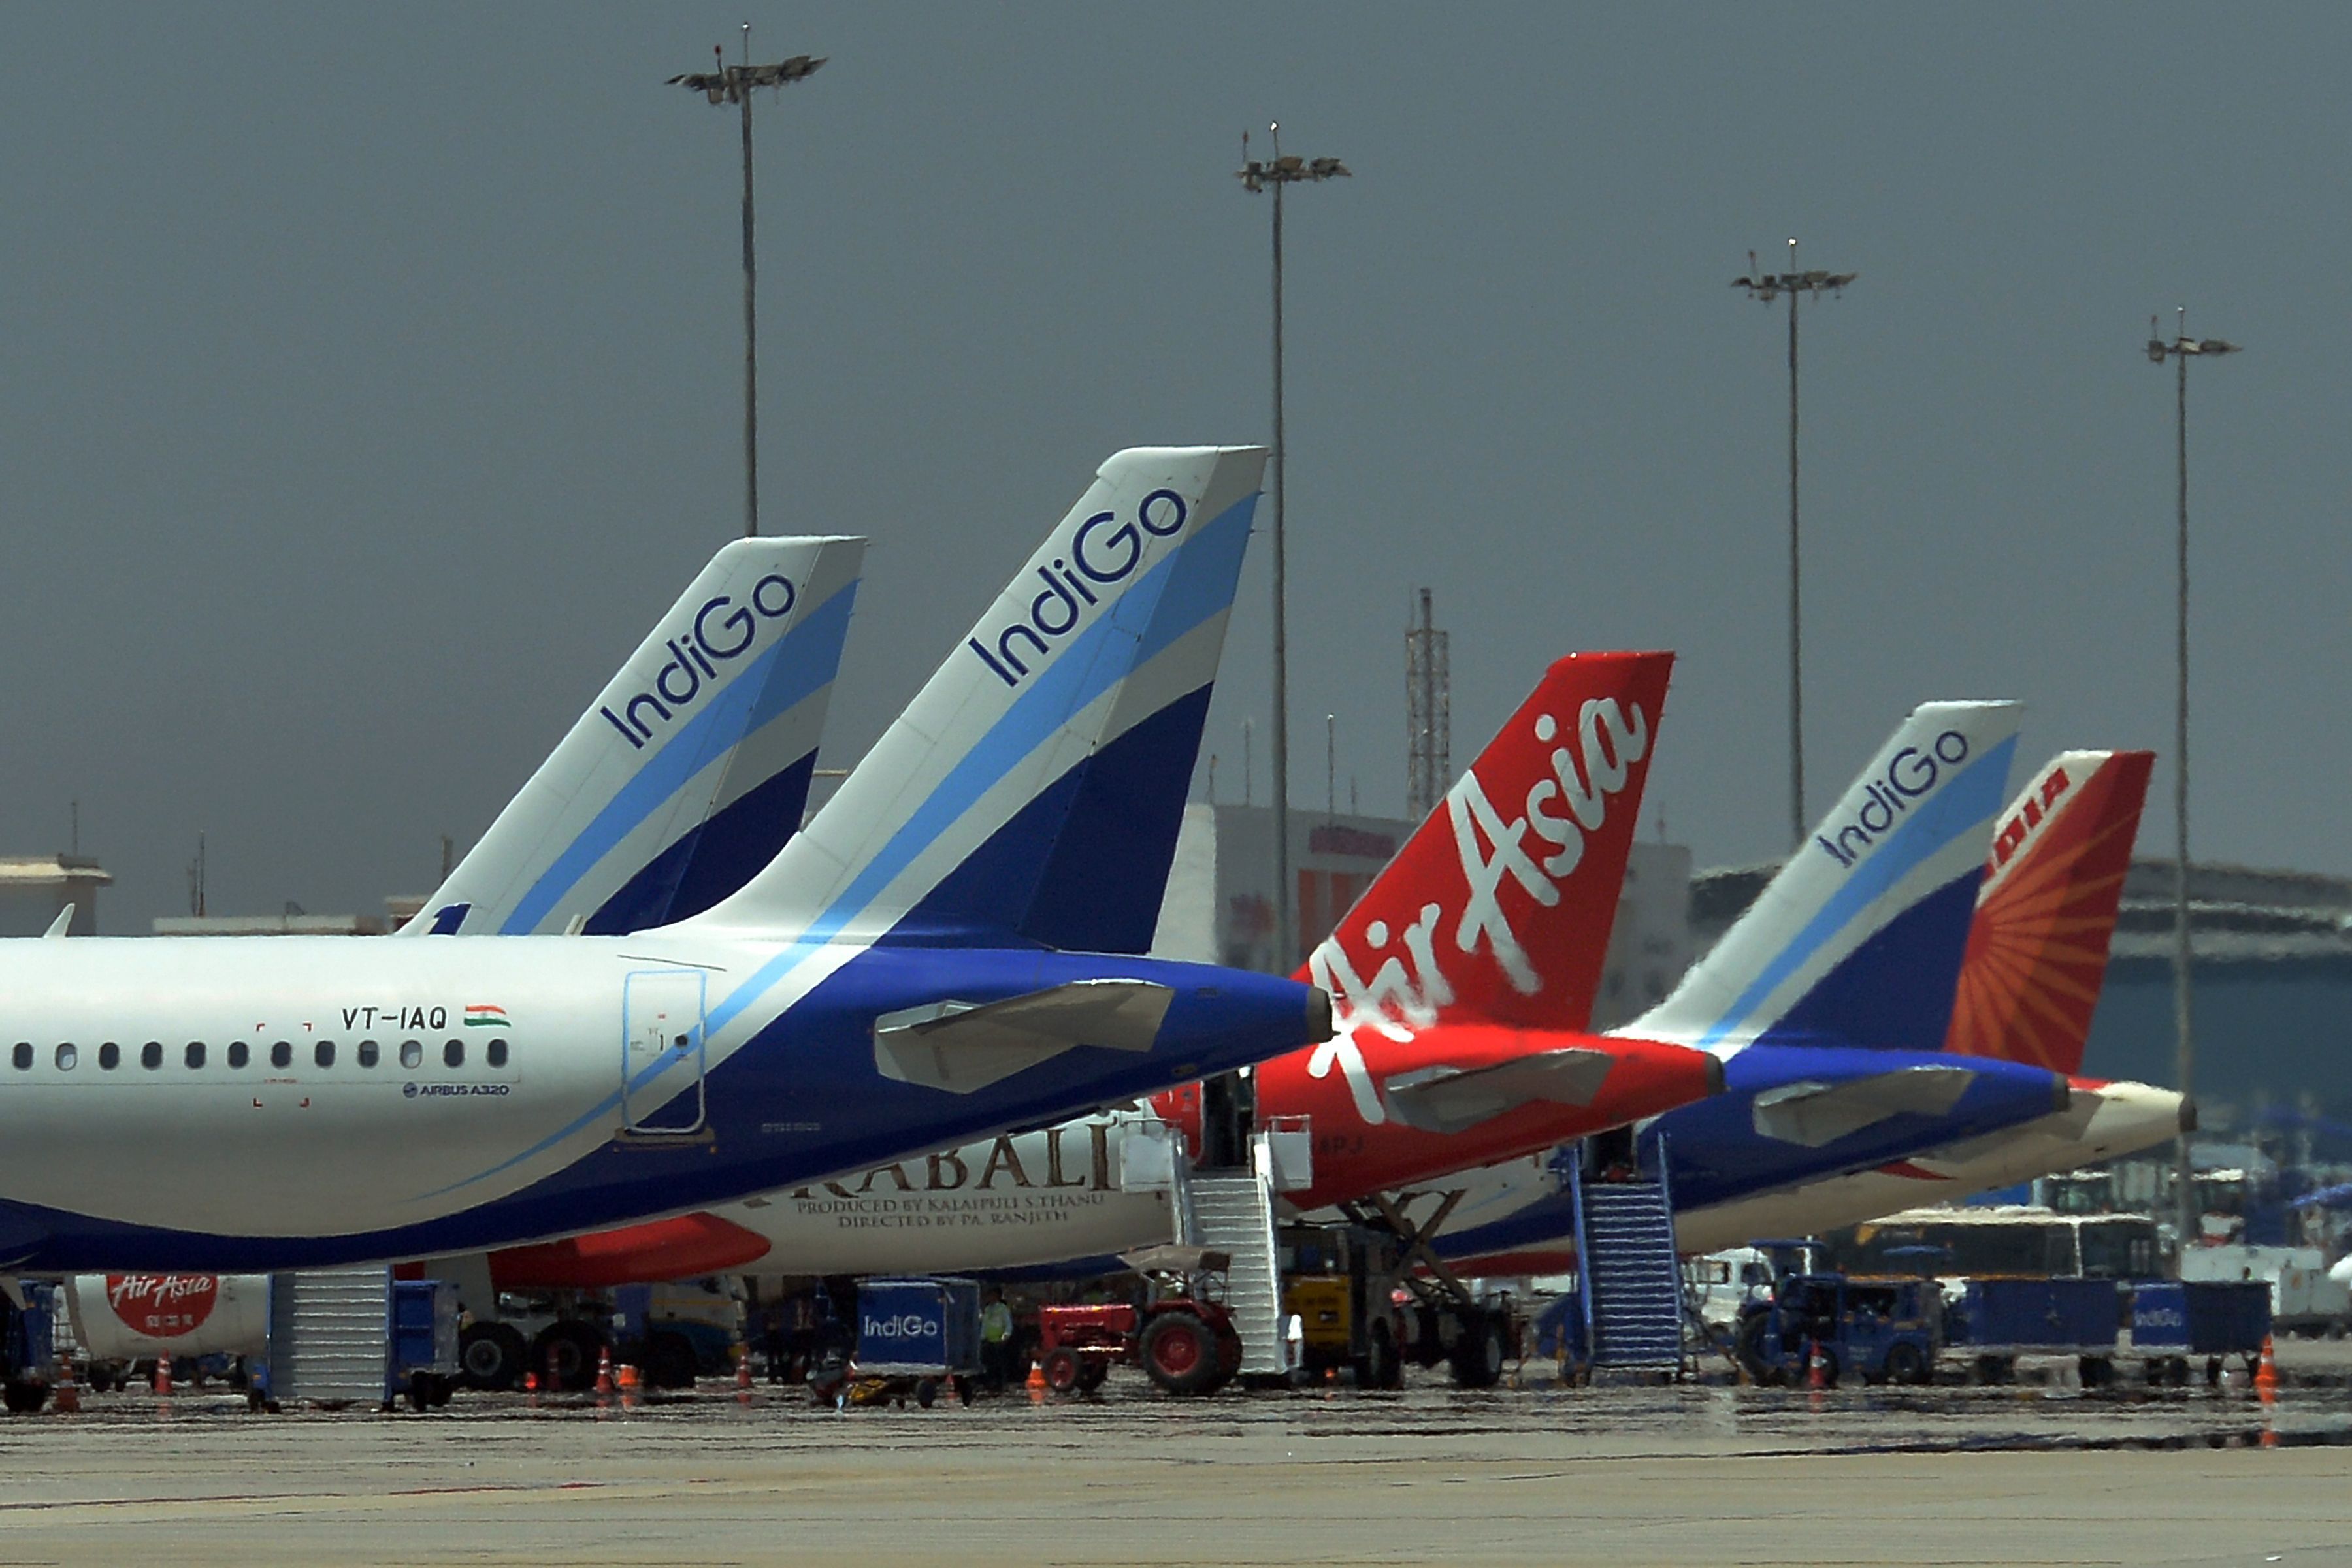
[459,1322,529,1392]
[645,1333,699,1391]
[1140,1311,1220,1396]
[1882,1342,1929,1387]
[1448,1314,1506,1390]
[1039,1348,1084,1394]
[532,1320,607,1394]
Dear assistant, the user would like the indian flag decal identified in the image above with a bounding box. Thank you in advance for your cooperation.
[464,1005,511,1029]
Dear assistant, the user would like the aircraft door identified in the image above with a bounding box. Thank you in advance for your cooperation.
[621,970,708,1134]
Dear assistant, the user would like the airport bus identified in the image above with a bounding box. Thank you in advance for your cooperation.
[1827,1205,2163,1280]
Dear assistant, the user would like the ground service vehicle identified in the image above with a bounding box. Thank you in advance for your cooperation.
[1279,1222,1405,1387]
[847,1277,981,1409]
[1034,1246,1243,1396]
[1735,1273,1940,1388]
[2130,1279,2272,1385]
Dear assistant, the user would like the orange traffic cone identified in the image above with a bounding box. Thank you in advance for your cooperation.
[52,1360,78,1415]
[524,1367,539,1405]
[1806,1341,1827,1391]
[2255,1335,2279,1397]
[595,1345,614,1399]
[617,1363,640,1409]
[154,1356,172,1397]
[736,1345,753,1393]
[1026,1359,1047,1403]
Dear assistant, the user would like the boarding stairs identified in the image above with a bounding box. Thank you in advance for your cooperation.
[1183,1135,1290,1377]
[267,1266,391,1406]
[1571,1152,1686,1374]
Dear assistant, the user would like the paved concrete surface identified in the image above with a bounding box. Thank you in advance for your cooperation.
[0,1374,2344,1565]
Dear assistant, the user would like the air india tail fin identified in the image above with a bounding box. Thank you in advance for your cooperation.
[1629,700,2021,1056]
[1944,750,2153,1074]
[1303,652,1674,1034]
[683,446,1266,947]
[404,536,864,936]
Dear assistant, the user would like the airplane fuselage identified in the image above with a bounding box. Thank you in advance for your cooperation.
[0,933,1318,1273]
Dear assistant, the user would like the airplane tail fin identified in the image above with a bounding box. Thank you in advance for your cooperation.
[685,446,1266,946]
[404,536,864,936]
[1305,652,1674,1032]
[1629,700,2021,1056]
[1944,749,2153,1074]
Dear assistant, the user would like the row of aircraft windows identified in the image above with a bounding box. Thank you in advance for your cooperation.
[8,1038,510,1073]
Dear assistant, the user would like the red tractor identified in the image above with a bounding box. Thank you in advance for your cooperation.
[1033,1246,1246,1397]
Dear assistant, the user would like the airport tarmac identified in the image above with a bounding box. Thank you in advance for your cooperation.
[0,1365,2347,1567]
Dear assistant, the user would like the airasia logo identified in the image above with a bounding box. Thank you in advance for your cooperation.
[105,1274,220,1338]
[1305,695,1648,1124]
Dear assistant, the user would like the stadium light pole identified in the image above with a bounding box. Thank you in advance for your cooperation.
[1238,125,1348,973]
[2146,308,2239,1256]
[1733,240,1856,851]
[670,29,825,538]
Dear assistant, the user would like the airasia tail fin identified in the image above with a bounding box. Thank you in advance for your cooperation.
[1304,651,1673,1032]
[1943,749,2153,1074]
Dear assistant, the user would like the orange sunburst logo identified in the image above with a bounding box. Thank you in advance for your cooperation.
[1944,753,2153,1073]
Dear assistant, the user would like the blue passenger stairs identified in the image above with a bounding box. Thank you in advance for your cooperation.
[1571,1154,1686,1374]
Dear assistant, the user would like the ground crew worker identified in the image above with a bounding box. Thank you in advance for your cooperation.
[981,1288,1016,1390]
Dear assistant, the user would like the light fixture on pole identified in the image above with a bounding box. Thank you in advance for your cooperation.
[1237,124,1348,973]
[1733,240,1856,851]
[670,28,825,538]
[2146,306,2239,1256]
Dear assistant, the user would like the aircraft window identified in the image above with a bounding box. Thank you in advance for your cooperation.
[270,1041,292,1070]
[227,1041,249,1070]
[141,1042,163,1070]
[315,1041,335,1068]
[486,1038,508,1070]
[185,1042,206,1069]
[98,1043,120,1071]
[400,1039,423,1070]
[443,1039,464,1068]
[9,1043,27,1071]
[54,1044,76,1071]
[357,1039,379,1069]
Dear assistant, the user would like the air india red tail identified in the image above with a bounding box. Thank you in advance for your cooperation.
[1942,749,2153,1075]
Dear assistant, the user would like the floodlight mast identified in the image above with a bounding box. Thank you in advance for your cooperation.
[669,29,826,538]
[1732,239,1856,851]
[1237,123,1349,977]
[2145,306,2240,1257]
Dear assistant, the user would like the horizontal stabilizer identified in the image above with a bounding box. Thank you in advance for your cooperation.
[1750,1064,1980,1147]
[1380,1047,1618,1136]
[872,979,1173,1095]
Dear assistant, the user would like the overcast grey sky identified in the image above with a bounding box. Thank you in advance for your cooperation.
[3,4,2344,931]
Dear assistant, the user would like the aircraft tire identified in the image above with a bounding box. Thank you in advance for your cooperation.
[645,1332,698,1390]
[1140,1311,1220,1396]
[1448,1314,1505,1390]
[459,1323,529,1392]
[532,1320,606,1394]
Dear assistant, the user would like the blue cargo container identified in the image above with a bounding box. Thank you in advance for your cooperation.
[387,1279,459,1411]
[2129,1280,2270,1386]
[857,1278,982,1381]
[1948,1278,2121,1354]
